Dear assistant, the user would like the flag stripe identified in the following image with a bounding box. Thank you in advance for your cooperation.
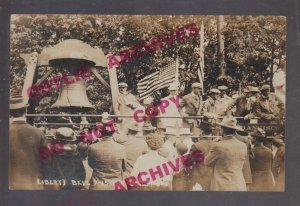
[139,74,176,98]
[137,60,177,100]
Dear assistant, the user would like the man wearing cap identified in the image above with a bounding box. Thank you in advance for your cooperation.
[114,82,139,134]
[253,84,283,122]
[123,122,148,177]
[249,128,275,191]
[88,118,127,190]
[225,86,260,120]
[216,85,234,116]
[180,82,203,135]
[190,117,214,191]
[9,96,47,189]
[205,117,247,191]
[202,88,222,118]
[158,83,182,130]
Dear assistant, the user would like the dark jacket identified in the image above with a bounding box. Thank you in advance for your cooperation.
[47,145,86,190]
[272,146,285,191]
[236,135,253,184]
[9,120,47,189]
[180,93,202,116]
[235,96,250,117]
[190,138,213,190]
[250,144,275,191]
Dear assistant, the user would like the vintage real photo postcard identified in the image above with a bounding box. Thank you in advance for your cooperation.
[9,15,286,191]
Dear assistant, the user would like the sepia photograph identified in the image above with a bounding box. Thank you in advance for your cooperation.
[9,14,286,191]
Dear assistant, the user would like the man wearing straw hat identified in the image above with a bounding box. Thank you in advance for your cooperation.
[9,95,47,189]
[204,116,247,191]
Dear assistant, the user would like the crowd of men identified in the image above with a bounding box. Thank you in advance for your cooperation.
[9,81,285,191]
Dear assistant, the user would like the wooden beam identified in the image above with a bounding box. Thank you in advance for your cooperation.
[91,67,110,90]
[34,68,54,86]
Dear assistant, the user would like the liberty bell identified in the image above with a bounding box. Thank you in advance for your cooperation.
[51,75,94,109]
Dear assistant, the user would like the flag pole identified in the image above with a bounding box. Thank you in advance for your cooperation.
[175,56,179,85]
[198,21,205,94]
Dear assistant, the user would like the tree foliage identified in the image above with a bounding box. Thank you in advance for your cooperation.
[10,15,286,114]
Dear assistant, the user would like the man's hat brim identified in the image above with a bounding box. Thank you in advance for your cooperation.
[216,122,244,131]
[10,103,29,110]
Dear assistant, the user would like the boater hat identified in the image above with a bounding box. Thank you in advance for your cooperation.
[55,127,77,142]
[10,95,29,110]
[217,116,244,131]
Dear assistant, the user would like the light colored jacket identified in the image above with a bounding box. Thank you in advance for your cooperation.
[204,136,247,191]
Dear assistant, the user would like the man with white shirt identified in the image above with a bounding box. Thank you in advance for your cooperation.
[130,133,173,191]
[158,84,182,130]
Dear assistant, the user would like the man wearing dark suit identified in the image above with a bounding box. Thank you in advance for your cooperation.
[236,132,253,189]
[204,117,247,191]
[272,138,285,191]
[88,118,127,190]
[9,96,47,190]
[180,82,203,135]
[190,117,214,191]
[249,128,275,191]
[225,86,259,120]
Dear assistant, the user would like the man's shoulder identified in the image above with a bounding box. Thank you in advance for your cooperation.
[11,122,44,136]
[183,93,193,100]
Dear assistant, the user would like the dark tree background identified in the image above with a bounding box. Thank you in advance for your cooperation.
[10,15,286,114]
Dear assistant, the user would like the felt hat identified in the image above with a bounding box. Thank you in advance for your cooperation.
[217,116,244,131]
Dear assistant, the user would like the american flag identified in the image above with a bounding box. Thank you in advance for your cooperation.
[137,60,177,100]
